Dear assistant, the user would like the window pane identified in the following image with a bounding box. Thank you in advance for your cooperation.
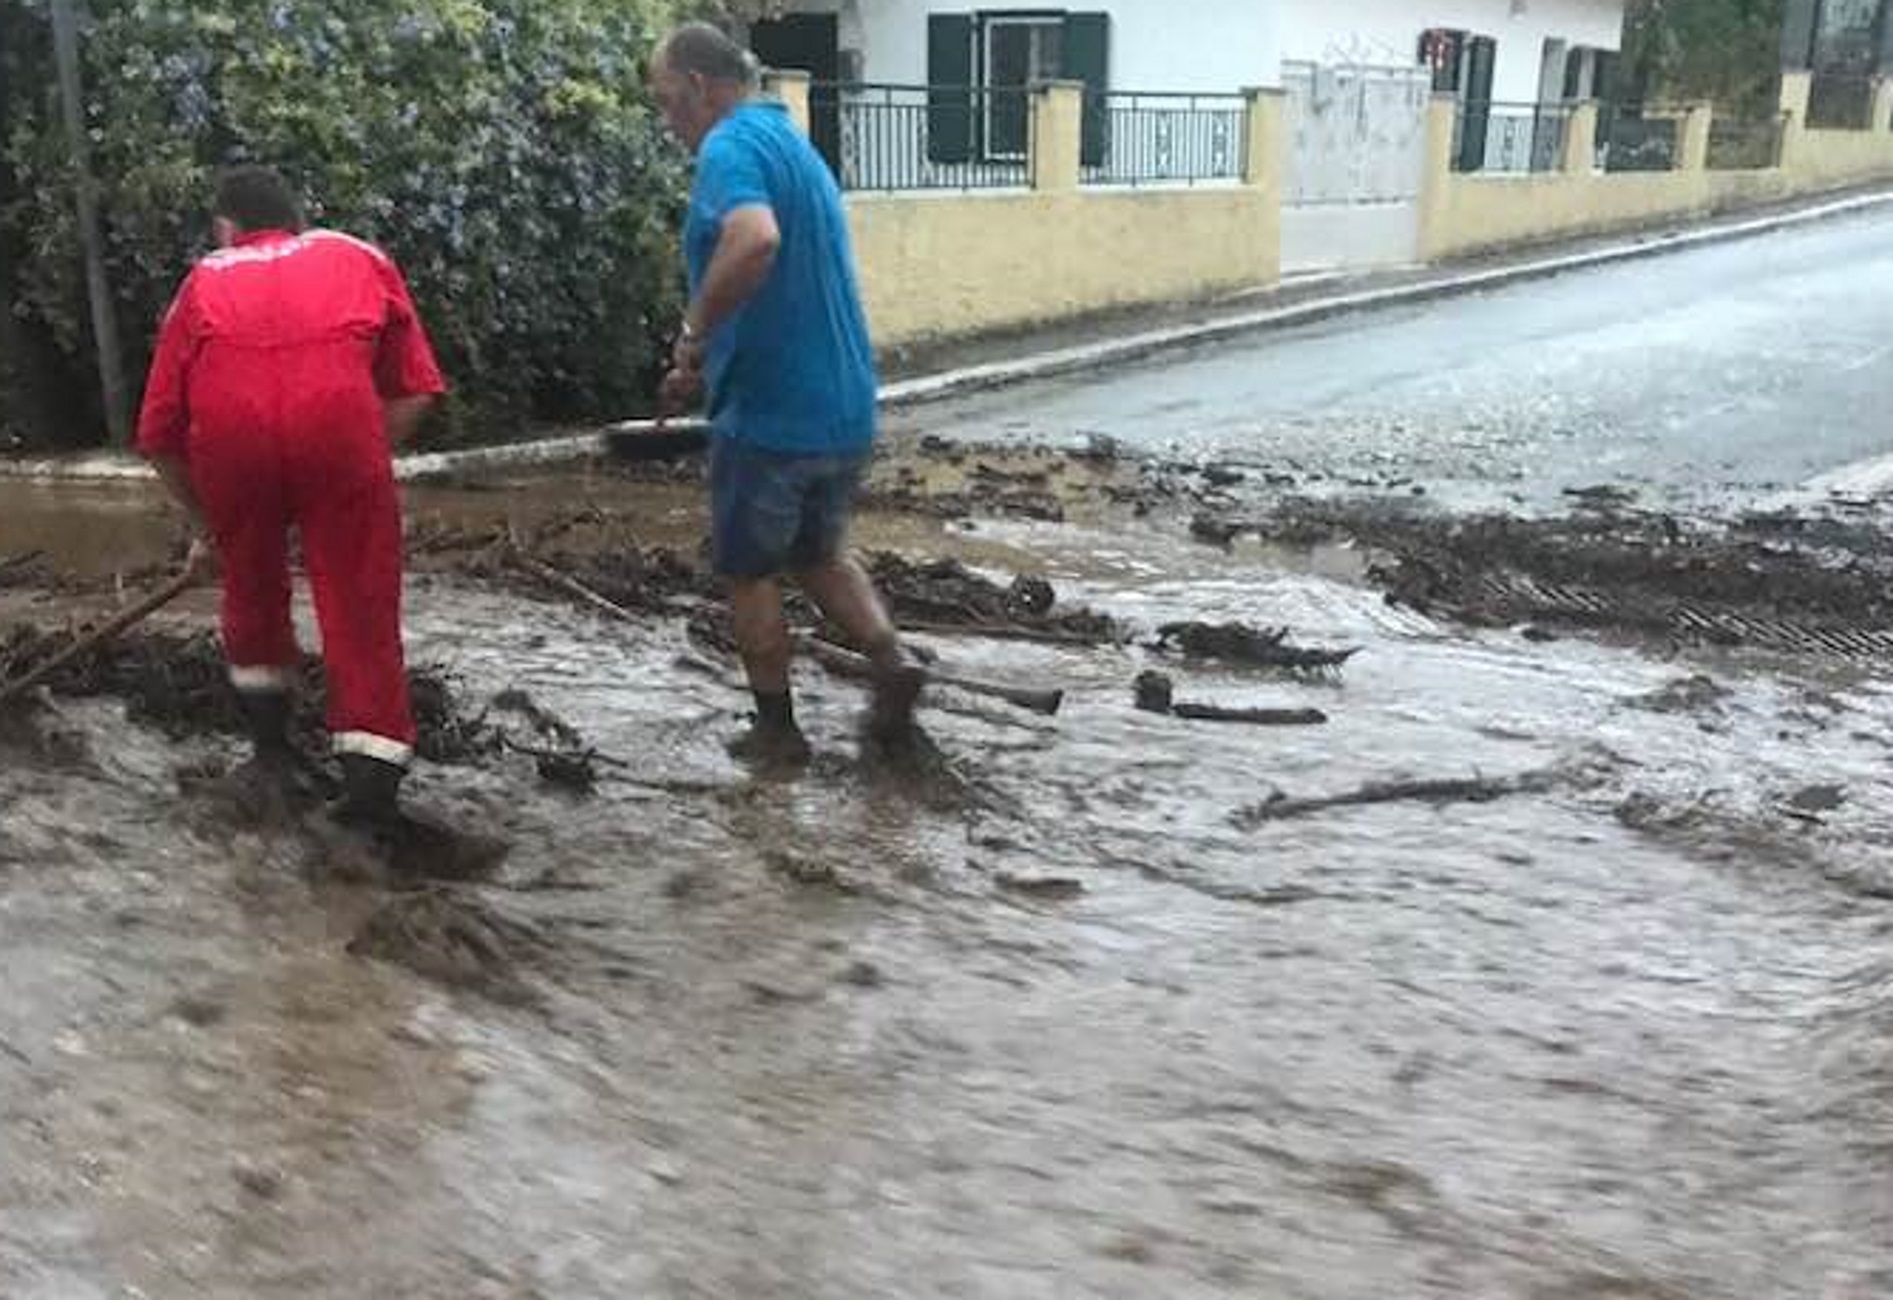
[1029,23,1063,81]
[990,24,1032,88]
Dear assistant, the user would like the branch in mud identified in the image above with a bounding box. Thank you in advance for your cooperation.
[0,551,48,587]
[799,634,1064,716]
[1232,769,1572,827]
[0,571,194,709]
[866,554,1120,645]
[897,619,1103,647]
[1134,671,1327,726]
[1154,622,1359,674]
[515,547,1067,717]
[494,735,722,798]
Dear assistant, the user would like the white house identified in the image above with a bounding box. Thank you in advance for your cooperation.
[747,1,1625,273]
[749,1,1625,109]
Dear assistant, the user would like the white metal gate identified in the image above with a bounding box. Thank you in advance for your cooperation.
[1281,61,1432,274]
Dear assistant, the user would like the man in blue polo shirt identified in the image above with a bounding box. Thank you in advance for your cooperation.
[651,22,920,765]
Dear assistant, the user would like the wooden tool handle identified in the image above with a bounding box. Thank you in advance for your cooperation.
[0,570,195,707]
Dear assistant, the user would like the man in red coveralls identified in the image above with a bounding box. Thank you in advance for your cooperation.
[137,166,445,828]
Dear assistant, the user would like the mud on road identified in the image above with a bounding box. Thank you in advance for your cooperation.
[3,437,1893,1299]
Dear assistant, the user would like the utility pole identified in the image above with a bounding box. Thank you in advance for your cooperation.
[49,0,130,446]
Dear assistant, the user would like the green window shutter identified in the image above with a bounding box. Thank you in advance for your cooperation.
[928,14,975,164]
[1064,11,1111,168]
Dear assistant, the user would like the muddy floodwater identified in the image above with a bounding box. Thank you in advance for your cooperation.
[3,452,1892,1299]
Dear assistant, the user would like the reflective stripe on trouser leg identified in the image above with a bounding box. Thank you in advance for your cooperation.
[332,730,414,767]
[229,665,291,693]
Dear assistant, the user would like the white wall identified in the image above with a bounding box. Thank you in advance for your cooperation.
[1274,0,1623,102]
[780,0,1623,102]
[815,0,1270,94]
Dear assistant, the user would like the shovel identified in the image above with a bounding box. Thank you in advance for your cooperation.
[603,418,709,464]
[0,568,195,709]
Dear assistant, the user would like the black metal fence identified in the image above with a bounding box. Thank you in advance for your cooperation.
[821,83,1032,193]
[1598,105,1682,172]
[1078,92,1248,187]
[1807,71,1879,130]
[1452,102,1571,174]
[1707,115,1786,171]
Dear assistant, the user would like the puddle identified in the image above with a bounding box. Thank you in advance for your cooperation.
[3,458,1892,1298]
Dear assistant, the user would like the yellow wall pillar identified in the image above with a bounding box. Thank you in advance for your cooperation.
[1030,81,1084,192]
[1778,71,1811,172]
[1416,94,1460,261]
[1240,86,1285,284]
[1874,76,1893,132]
[763,68,812,135]
[1241,86,1286,189]
[1562,102,1598,175]
[1679,102,1714,172]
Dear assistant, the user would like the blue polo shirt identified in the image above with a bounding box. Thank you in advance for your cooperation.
[685,101,877,454]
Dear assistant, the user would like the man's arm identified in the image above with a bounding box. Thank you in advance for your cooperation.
[662,128,780,415]
[662,205,780,417]
[137,280,214,568]
[136,280,196,468]
[683,205,781,341]
[372,255,448,445]
[383,395,435,447]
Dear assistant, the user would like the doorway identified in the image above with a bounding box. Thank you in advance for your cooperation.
[748,13,843,175]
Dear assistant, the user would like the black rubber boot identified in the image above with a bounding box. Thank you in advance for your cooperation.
[237,689,293,766]
[337,753,405,829]
[332,753,508,881]
[726,720,814,767]
[866,660,925,743]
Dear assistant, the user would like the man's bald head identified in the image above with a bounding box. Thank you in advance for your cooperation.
[655,22,760,90]
[650,22,761,151]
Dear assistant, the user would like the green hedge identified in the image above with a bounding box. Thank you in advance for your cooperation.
[2,0,695,448]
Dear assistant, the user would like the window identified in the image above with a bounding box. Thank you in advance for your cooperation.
[982,15,1061,157]
[1558,46,1611,102]
[1419,27,1496,172]
[926,11,1110,165]
[985,15,1063,93]
[1418,28,1494,102]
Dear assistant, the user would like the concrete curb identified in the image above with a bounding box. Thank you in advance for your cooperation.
[9,185,1893,487]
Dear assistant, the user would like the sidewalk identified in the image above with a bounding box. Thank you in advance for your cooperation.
[8,181,1893,486]
[875,181,1893,407]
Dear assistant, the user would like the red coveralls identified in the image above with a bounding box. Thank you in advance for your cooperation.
[136,229,446,767]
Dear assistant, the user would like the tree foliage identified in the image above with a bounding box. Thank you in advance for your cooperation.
[1,0,697,447]
[1620,0,1787,117]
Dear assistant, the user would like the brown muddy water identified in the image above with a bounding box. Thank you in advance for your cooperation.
[3,465,1892,1299]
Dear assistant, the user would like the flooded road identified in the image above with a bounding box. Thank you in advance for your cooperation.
[4,465,1892,1298]
[891,206,1893,514]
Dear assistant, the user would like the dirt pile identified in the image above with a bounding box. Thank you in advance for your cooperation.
[865,454,1071,522]
[866,553,1118,643]
[0,623,583,768]
[1213,501,1893,658]
[1153,622,1358,674]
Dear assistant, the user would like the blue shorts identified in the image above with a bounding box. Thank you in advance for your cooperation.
[710,437,870,579]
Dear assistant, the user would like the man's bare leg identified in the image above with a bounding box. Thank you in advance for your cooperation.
[727,575,811,762]
[799,556,923,736]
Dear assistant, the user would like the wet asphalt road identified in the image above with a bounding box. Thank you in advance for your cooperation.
[896,207,1893,512]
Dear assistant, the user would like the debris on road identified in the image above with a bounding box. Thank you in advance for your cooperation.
[868,553,1119,644]
[1208,500,1893,662]
[1133,670,1328,726]
[1153,621,1359,673]
[1233,768,1576,826]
